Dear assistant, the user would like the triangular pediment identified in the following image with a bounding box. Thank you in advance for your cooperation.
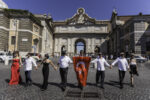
[66,8,96,25]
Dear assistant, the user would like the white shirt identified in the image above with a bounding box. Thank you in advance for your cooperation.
[92,57,110,71]
[24,57,37,71]
[112,57,129,71]
[58,56,73,68]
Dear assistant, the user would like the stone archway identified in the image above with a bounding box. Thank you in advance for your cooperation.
[75,39,86,54]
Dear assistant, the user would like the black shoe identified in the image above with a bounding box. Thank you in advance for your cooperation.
[41,88,46,91]
[61,87,66,92]
[131,84,134,87]
[80,86,83,90]
[101,86,105,89]
[120,86,123,89]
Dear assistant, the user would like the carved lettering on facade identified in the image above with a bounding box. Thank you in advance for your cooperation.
[55,26,108,33]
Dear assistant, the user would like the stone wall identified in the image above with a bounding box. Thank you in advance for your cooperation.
[54,33,108,56]
[0,13,9,51]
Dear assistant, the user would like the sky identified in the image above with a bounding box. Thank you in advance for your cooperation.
[4,0,150,21]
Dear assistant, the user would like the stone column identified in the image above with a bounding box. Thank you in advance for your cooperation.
[54,38,58,52]
[91,38,95,53]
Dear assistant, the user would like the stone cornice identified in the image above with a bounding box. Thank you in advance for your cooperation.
[0,26,42,38]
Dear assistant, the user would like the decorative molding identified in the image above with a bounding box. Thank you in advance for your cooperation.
[0,26,42,38]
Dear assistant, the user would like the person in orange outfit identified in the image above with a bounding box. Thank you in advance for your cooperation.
[73,50,91,90]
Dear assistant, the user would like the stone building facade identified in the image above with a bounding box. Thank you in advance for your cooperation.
[0,8,43,56]
[35,14,54,56]
[0,0,150,57]
[53,8,111,56]
[109,10,150,57]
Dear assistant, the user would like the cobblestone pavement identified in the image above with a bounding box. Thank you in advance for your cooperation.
[0,59,150,100]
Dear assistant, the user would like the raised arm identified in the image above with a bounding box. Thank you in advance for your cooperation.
[111,58,118,66]
[125,59,129,69]
[57,57,61,66]
[104,59,110,67]
[69,57,73,63]
[19,56,23,67]
[91,59,97,63]
[31,58,37,69]
[49,60,57,70]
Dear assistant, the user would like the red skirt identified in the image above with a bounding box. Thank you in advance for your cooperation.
[9,63,21,85]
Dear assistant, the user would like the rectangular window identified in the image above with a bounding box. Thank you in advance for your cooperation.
[11,36,16,45]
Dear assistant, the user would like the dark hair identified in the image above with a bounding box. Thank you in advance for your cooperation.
[80,50,84,54]
[26,53,31,56]
[45,54,49,59]
[13,51,19,58]
[62,51,66,55]
[130,55,134,60]
[98,52,102,55]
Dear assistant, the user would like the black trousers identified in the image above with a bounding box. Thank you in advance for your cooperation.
[96,70,105,87]
[59,67,68,88]
[119,70,126,87]
[25,71,32,84]
[42,66,49,89]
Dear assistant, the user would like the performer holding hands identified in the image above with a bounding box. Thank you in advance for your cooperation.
[24,53,38,86]
[91,52,111,89]
[9,51,22,85]
[38,54,57,91]
[58,51,73,91]
[129,54,139,87]
[111,52,129,89]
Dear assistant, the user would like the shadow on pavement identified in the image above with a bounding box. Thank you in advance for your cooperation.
[33,82,42,88]
[5,79,10,83]
[67,83,78,88]
[105,80,130,89]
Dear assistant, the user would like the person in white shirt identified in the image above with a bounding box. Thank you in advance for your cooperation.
[91,52,111,89]
[24,53,37,86]
[58,51,73,91]
[111,52,129,89]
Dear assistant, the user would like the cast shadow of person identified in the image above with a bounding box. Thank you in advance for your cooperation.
[105,80,130,89]
[32,82,62,89]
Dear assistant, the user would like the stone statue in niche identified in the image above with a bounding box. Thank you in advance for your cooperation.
[77,14,84,24]
[77,8,85,24]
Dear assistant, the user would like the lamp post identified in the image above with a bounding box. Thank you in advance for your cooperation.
[14,19,18,51]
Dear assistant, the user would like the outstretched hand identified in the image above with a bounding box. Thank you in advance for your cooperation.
[110,65,112,69]
[54,66,58,71]
[35,67,38,70]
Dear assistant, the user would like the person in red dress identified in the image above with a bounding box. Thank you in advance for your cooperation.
[9,51,22,85]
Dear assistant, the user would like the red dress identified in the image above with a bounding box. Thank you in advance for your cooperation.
[9,59,21,85]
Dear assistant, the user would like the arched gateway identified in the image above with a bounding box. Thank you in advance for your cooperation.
[75,39,86,55]
[53,8,110,56]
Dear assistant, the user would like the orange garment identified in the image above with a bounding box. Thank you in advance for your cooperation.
[73,57,91,87]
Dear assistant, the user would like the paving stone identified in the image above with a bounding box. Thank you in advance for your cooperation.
[0,60,150,100]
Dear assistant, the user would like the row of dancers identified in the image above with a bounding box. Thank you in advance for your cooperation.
[9,51,139,91]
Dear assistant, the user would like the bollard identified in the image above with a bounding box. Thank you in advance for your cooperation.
[5,56,9,66]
